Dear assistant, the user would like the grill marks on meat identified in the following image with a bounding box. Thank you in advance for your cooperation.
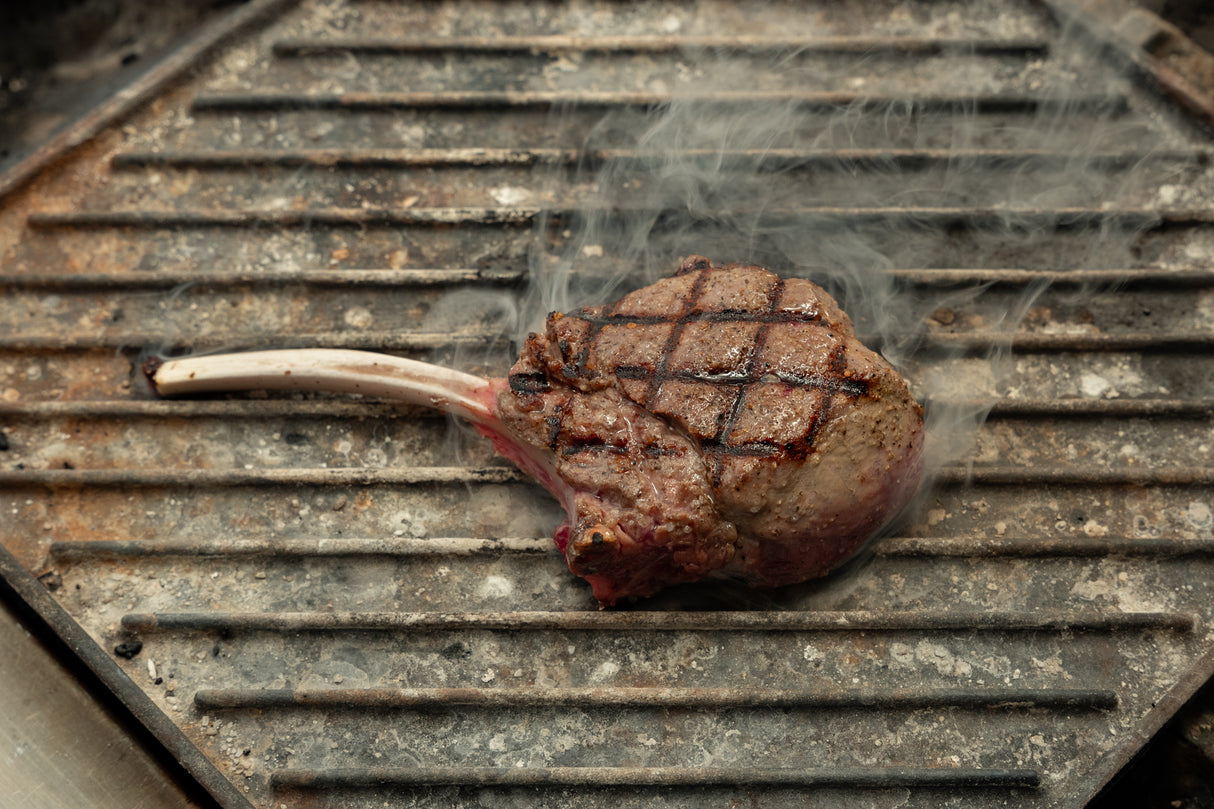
[498,354,737,603]
[498,256,925,605]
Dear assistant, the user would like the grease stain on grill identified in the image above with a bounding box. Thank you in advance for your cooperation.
[113,640,143,660]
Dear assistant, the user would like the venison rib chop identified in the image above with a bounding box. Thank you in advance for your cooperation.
[148,256,925,606]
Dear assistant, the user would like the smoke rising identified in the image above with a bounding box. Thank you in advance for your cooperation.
[519,23,1178,492]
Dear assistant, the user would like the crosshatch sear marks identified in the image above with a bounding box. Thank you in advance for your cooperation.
[513,260,873,470]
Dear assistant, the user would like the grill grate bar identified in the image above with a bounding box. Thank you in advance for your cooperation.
[192,685,1117,710]
[3,329,1208,353]
[269,765,1043,789]
[269,34,1051,56]
[3,267,1209,291]
[934,465,1214,485]
[29,205,1203,229]
[47,534,1214,561]
[0,331,504,352]
[0,466,524,488]
[189,89,1129,113]
[0,268,523,289]
[6,464,1211,488]
[889,268,1214,287]
[26,208,538,228]
[7,465,1213,488]
[956,398,1214,417]
[880,536,1214,558]
[109,146,1193,170]
[922,330,1214,353]
[50,537,554,559]
[119,609,1196,633]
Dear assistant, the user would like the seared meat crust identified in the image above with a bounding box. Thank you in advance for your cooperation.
[497,256,924,605]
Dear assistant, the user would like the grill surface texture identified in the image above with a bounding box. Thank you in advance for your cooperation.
[1,1,1213,808]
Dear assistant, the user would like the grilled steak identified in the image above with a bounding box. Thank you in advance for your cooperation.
[488,256,925,604]
[147,256,924,606]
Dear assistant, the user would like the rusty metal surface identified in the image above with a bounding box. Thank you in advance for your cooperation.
[1041,0,1214,132]
[0,0,1213,808]
[0,0,300,204]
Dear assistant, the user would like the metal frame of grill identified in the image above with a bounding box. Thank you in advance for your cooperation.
[1,0,1213,807]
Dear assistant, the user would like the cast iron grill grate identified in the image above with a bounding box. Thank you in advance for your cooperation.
[1,1,1212,807]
